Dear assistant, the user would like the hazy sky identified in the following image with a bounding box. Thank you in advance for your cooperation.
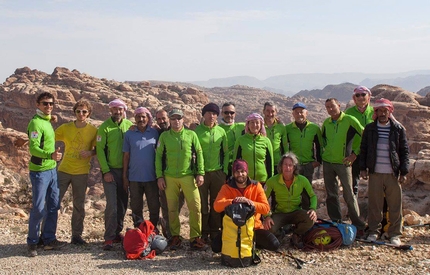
[1,1,429,83]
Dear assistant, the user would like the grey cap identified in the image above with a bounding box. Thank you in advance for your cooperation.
[169,109,183,117]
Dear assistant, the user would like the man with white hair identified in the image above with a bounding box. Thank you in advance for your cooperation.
[360,98,409,246]
[96,98,133,250]
[122,107,160,228]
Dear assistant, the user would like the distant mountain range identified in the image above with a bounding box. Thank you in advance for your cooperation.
[191,71,430,96]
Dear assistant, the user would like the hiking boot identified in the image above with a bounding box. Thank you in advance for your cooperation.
[191,237,209,251]
[390,237,401,246]
[44,239,67,250]
[37,238,44,248]
[291,233,304,249]
[367,234,378,242]
[71,235,88,245]
[27,244,37,257]
[103,240,113,251]
[113,233,124,243]
[169,236,182,250]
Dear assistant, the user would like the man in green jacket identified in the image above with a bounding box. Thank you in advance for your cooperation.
[194,103,229,242]
[156,109,207,251]
[322,98,366,234]
[285,102,322,210]
[27,92,67,257]
[345,86,374,195]
[96,98,133,250]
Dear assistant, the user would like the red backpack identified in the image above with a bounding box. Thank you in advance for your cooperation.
[123,220,156,260]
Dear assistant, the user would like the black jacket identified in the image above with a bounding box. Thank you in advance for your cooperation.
[359,119,409,177]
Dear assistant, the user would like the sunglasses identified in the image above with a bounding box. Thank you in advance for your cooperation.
[170,117,183,121]
[224,111,235,115]
[355,93,367,98]
[76,110,89,114]
[41,102,54,106]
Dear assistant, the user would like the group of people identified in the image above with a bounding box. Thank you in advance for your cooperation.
[24,85,409,258]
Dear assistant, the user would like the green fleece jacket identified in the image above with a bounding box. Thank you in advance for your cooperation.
[234,133,274,182]
[27,114,57,172]
[219,122,245,163]
[96,117,133,174]
[321,112,363,164]
[345,105,374,154]
[156,127,204,178]
[265,174,317,213]
[194,123,229,174]
[285,120,322,164]
[265,120,287,165]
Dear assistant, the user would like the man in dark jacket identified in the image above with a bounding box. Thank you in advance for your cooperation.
[359,98,409,246]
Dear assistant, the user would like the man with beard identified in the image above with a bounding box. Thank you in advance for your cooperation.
[122,107,160,228]
[96,98,133,250]
[155,109,170,133]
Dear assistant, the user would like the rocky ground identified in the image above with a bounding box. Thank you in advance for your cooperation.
[0,207,428,275]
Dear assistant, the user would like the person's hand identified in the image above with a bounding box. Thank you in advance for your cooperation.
[50,115,58,123]
[312,161,321,168]
[129,125,136,131]
[123,177,129,192]
[103,172,114,183]
[343,153,356,167]
[14,137,28,148]
[195,175,204,187]
[360,170,368,180]
[232,196,254,207]
[307,209,317,222]
[263,217,274,230]
[157,177,166,190]
[51,147,62,161]
[399,175,407,184]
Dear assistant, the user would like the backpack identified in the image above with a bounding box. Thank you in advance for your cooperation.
[123,220,163,260]
[302,219,357,251]
[221,203,260,268]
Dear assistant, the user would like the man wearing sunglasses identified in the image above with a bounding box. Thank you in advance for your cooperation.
[345,86,374,195]
[55,99,97,245]
[27,92,67,257]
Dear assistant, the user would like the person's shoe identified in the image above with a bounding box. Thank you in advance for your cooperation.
[44,239,67,250]
[27,244,37,257]
[169,236,182,250]
[291,233,304,249]
[390,237,402,246]
[367,234,378,242]
[102,240,114,251]
[191,237,209,251]
[36,238,44,248]
[356,229,366,240]
[113,233,124,243]
[71,235,88,245]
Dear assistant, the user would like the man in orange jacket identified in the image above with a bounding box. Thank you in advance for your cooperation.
[212,159,280,252]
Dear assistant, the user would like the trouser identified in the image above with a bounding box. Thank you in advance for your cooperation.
[27,169,60,245]
[351,156,360,195]
[159,189,185,238]
[298,162,315,210]
[165,175,202,241]
[58,171,88,237]
[269,210,314,236]
[322,162,365,230]
[129,180,160,227]
[211,229,280,253]
[102,168,128,241]
[367,173,402,238]
[199,170,225,239]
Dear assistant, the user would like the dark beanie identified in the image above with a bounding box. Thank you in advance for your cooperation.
[232,159,248,173]
[202,102,220,116]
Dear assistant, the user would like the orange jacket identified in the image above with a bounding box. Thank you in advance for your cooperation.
[214,177,270,229]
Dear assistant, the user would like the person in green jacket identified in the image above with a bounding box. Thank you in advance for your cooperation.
[194,103,229,242]
[27,92,67,257]
[322,98,366,234]
[96,98,133,250]
[156,108,207,251]
[263,153,317,249]
[234,113,274,184]
[218,102,245,175]
[263,102,287,174]
[285,102,322,210]
[345,86,374,195]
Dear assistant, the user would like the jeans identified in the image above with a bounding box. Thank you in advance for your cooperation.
[27,169,60,245]
[58,171,88,237]
[129,180,160,227]
[102,168,128,241]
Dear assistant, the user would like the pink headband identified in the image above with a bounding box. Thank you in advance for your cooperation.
[245,113,266,136]
[134,107,153,126]
[354,86,372,96]
[108,99,127,110]
[372,98,394,120]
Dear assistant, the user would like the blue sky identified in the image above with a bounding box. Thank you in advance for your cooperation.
[1,0,429,82]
